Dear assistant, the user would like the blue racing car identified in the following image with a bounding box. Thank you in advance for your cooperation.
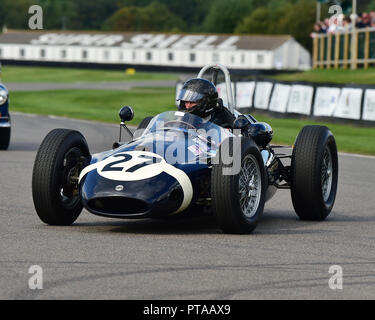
[32,64,338,234]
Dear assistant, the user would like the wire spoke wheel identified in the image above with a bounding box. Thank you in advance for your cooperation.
[239,154,261,218]
[321,146,333,203]
[60,147,84,210]
[211,137,266,234]
[291,125,338,221]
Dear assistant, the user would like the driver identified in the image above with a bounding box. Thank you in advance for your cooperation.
[176,78,235,129]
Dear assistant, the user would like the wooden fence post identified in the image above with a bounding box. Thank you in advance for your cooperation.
[327,33,332,69]
[313,36,319,69]
[320,35,325,69]
[334,33,340,69]
[364,28,370,69]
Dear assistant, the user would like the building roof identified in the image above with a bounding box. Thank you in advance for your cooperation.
[0,30,293,51]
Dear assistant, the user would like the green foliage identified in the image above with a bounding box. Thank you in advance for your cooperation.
[235,0,316,51]
[201,0,254,33]
[367,1,375,12]
[103,1,186,32]
[66,0,119,30]
[37,0,76,29]
[118,0,214,31]
[235,7,279,35]
[0,0,35,29]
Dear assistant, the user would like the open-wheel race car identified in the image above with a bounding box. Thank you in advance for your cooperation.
[32,64,338,234]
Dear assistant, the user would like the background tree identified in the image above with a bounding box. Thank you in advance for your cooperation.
[235,0,316,51]
[68,0,119,30]
[36,0,76,29]
[201,0,253,33]
[117,0,213,32]
[103,1,186,32]
[0,0,35,29]
[367,1,375,12]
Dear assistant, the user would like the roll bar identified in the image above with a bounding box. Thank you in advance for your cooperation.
[197,64,235,114]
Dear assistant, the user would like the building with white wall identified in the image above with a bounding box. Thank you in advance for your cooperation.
[0,30,311,71]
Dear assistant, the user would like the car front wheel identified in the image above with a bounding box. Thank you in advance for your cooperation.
[32,129,90,225]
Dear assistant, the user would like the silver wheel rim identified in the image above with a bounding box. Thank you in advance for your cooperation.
[321,146,333,203]
[239,154,261,218]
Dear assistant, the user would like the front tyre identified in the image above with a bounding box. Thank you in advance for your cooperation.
[211,137,266,234]
[32,129,90,225]
[291,125,338,221]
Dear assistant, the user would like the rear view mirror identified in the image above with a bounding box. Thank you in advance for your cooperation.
[119,106,134,123]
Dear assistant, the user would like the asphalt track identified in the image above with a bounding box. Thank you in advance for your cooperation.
[0,113,374,300]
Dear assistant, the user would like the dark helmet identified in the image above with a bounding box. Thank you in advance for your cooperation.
[177,78,218,118]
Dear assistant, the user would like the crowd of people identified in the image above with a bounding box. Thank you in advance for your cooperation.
[311,11,375,37]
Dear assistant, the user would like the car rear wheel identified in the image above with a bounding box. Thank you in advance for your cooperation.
[211,137,266,234]
[291,125,338,221]
[32,129,90,225]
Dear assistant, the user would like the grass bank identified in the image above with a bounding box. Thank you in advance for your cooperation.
[270,68,375,85]
[10,88,177,126]
[0,66,179,83]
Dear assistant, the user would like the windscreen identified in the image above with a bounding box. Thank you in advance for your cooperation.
[142,111,233,147]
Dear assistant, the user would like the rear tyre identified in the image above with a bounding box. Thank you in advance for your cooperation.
[291,125,338,221]
[0,126,10,150]
[211,137,266,234]
[32,129,90,225]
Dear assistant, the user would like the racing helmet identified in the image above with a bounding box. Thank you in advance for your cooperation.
[177,78,218,118]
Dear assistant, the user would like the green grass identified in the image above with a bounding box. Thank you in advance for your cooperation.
[10,88,177,126]
[9,89,375,155]
[0,66,179,83]
[270,68,375,85]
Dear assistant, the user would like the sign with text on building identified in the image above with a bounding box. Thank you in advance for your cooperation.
[30,33,240,50]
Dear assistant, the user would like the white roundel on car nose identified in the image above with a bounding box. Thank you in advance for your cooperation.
[78,151,193,213]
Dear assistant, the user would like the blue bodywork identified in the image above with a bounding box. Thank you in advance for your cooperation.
[79,111,231,219]
[0,83,9,125]
[0,83,10,150]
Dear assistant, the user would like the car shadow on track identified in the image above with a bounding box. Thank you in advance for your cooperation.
[75,214,222,235]
[74,208,321,236]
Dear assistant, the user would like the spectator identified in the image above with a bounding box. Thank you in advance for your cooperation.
[313,11,375,34]
[342,16,353,31]
[319,21,328,33]
[310,23,325,38]
[361,12,371,27]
